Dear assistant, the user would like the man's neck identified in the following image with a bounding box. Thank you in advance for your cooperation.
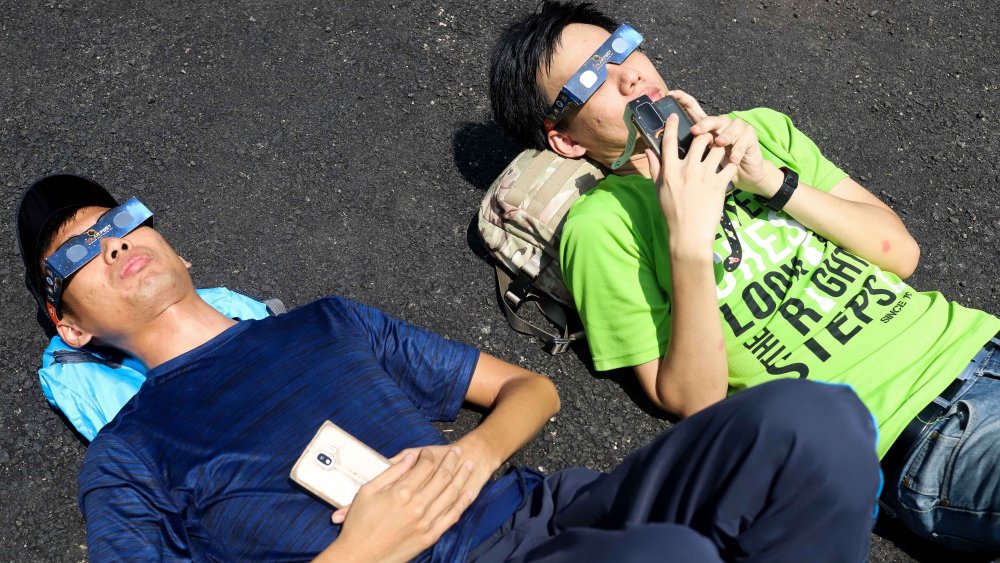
[124,294,239,370]
[592,149,653,179]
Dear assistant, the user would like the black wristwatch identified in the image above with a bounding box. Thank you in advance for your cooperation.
[764,167,799,212]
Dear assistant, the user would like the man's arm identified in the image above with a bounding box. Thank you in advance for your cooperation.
[749,168,920,277]
[78,437,192,561]
[376,352,560,502]
[681,97,921,279]
[631,117,736,418]
[315,352,559,562]
[631,95,920,419]
[454,352,560,476]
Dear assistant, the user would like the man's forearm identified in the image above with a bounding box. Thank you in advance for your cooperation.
[755,165,920,278]
[652,249,729,418]
[457,370,559,470]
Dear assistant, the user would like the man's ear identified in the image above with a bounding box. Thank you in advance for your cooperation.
[180,257,192,270]
[56,317,93,349]
[547,128,588,159]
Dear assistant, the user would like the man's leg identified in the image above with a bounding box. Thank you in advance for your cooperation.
[474,379,880,563]
[883,353,1000,553]
[514,524,723,563]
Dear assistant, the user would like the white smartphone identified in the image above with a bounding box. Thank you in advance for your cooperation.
[290,421,391,508]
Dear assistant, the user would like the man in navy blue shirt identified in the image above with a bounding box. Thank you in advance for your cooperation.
[17,174,881,562]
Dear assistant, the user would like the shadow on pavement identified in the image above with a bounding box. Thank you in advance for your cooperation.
[452,121,522,192]
[873,515,996,563]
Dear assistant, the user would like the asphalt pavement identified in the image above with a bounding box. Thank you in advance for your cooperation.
[2,0,999,561]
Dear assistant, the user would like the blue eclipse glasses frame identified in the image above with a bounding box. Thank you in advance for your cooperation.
[42,197,153,323]
[544,24,644,131]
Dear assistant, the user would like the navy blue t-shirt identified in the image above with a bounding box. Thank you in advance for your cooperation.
[78,297,527,562]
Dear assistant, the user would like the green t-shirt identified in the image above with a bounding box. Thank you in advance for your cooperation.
[560,107,1000,458]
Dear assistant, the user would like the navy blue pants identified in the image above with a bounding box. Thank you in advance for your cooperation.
[472,380,881,562]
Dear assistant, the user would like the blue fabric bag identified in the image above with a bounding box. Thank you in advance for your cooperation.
[38,287,274,441]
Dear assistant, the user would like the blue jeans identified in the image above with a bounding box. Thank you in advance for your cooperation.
[882,338,1000,552]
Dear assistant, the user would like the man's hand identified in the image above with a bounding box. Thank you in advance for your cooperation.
[647,113,738,258]
[331,441,494,526]
[314,447,476,563]
[670,90,774,196]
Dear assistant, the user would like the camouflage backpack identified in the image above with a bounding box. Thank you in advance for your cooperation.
[478,149,607,354]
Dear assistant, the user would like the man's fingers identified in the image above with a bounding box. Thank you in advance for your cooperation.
[720,162,739,184]
[429,487,476,539]
[424,458,475,526]
[388,448,439,500]
[731,128,758,163]
[711,120,756,164]
[660,113,680,164]
[645,149,661,181]
[669,89,708,122]
[368,451,417,489]
[389,448,419,464]
[705,145,728,170]
[686,132,714,162]
[690,115,730,136]
[415,447,462,501]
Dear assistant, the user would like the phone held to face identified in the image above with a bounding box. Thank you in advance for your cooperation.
[628,94,694,159]
[290,421,391,508]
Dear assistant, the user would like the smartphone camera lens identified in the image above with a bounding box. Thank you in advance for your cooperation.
[316,453,333,467]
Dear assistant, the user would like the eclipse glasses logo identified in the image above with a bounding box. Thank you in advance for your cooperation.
[84,224,112,245]
[589,49,613,68]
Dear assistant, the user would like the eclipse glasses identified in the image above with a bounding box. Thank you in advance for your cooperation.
[544,24,643,131]
[43,197,153,323]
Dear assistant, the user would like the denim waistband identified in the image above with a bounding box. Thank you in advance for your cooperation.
[959,345,992,380]
[931,337,1000,410]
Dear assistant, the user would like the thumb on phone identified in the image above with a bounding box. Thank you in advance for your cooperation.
[331,505,350,524]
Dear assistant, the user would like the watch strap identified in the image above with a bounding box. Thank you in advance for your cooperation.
[765,167,799,212]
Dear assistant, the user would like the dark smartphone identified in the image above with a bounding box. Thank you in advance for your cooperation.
[628,95,694,159]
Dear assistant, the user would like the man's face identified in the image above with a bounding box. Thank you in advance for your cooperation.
[540,23,669,164]
[44,206,193,341]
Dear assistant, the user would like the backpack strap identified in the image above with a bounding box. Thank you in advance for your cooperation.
[495,265,584,355]
[263,298,287,316]
[52,349,124,368]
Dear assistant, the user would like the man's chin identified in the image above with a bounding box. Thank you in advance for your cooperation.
[129,271,194,310]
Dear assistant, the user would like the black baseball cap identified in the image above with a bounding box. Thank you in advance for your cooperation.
[16,174,119,333]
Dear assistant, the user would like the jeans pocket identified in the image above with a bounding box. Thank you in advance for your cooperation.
[898,404,970,512]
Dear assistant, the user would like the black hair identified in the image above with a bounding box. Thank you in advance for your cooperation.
[489,1,618,150]
[35,206,84,318]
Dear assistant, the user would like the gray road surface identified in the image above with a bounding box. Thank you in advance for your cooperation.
[2,0,998,561]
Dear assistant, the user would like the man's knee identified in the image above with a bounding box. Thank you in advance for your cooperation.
[742,379,870,428]
[737,380,877,460]
[739,381,881,522]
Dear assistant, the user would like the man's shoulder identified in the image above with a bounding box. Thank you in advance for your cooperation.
[569,173,656,220]
[79,426,150,491]
[728,107,802,144]
[561,174,660,258]
[274,295,359,321]
[728,106,788,126]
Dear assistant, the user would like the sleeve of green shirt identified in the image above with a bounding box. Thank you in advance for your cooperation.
[730,107,849,192]
[560,179,672,371]
[561,108,848,372]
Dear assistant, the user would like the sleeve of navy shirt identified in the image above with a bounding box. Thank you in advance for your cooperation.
[78,434,189,561]
[342,297,481,421]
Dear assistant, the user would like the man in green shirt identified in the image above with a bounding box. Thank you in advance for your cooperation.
[489,0,1000,553]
